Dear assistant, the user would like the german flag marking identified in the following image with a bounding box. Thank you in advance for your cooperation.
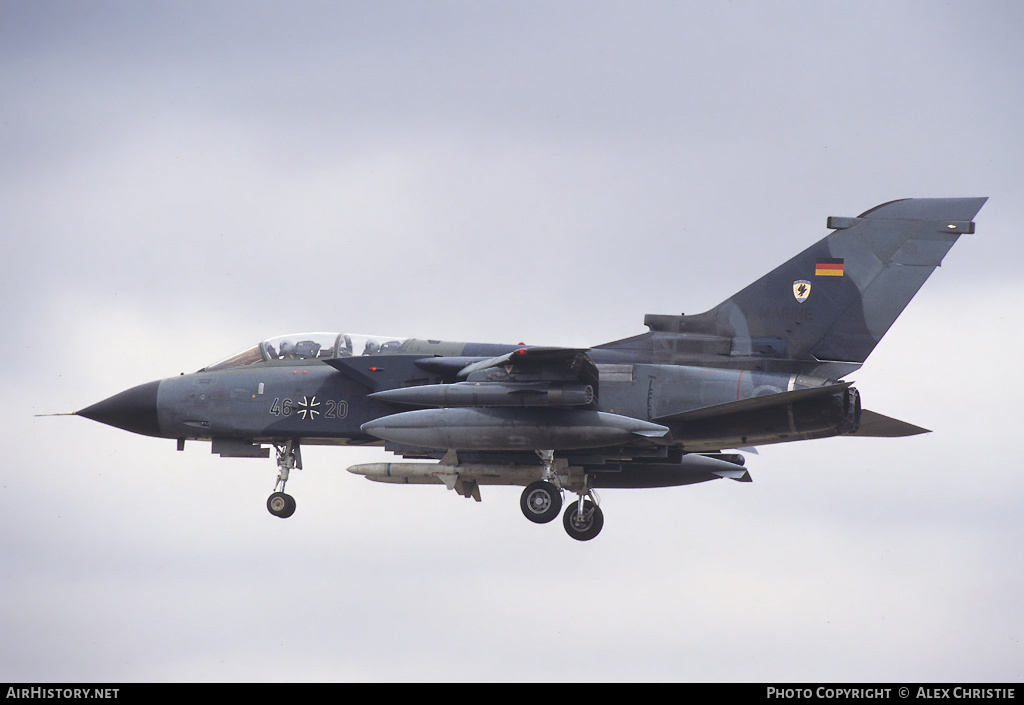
[815,258,844,276]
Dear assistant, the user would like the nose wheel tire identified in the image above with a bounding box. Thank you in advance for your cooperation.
[563,499,603,541]
[520,481,562,524]
[267,491,296,518]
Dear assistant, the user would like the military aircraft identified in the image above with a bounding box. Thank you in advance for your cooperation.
[69,197,986,540]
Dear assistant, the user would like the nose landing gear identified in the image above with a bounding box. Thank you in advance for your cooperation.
[267,441,301,518]
[267,491,296,518]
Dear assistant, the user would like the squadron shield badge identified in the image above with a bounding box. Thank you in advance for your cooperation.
[793,279,811,303]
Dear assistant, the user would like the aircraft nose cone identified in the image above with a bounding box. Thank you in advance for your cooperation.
[78,380,162,437]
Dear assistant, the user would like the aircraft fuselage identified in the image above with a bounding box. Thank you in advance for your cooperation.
[83,339,853,456]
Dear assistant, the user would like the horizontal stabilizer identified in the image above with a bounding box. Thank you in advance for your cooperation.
[849,409,929,437]
[654,382,852,424]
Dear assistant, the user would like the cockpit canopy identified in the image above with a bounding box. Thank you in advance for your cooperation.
[203,332,407,371]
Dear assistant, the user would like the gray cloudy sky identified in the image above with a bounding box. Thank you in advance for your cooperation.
[2,0,1022,682]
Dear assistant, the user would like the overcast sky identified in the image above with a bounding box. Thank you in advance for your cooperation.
[2,0,1022,682]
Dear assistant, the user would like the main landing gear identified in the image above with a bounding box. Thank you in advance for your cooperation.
[521,480,562,524]
[519,451,604,541]
[267,441,301,518]
[563,495,603,541]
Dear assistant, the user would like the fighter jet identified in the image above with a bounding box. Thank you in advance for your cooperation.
[70,197,986,540]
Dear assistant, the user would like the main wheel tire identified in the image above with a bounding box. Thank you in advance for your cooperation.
[563,499,603,541]
[267,491,296,518]
[520,481,562,524]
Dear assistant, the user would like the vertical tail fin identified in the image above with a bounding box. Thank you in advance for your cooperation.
[705,197,986,366]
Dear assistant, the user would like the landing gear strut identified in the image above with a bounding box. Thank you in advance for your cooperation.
[267,440,300,518]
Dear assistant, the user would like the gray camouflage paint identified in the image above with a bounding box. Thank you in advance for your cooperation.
[76,198,986,534]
